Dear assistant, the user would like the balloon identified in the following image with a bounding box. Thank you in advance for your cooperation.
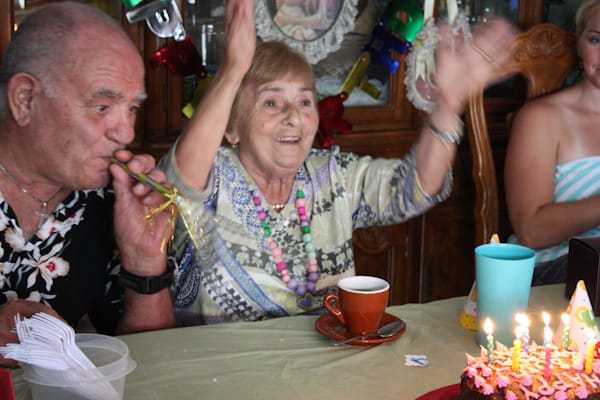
[150,36,207,78]
[317,92,352,148]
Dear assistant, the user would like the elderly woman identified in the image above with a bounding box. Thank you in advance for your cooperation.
[160,0,518,324]
[505,0,600,286]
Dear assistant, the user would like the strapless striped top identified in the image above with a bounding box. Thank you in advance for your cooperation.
[510,156,600,264]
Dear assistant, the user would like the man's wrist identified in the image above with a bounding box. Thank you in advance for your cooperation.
[115,264,174,295]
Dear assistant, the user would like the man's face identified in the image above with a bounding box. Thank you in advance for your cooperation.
[29,28,146,190]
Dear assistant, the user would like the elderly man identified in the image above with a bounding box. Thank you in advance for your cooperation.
[0,2,175,367]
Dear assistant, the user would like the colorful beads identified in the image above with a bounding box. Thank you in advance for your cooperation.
[250,184,319,298]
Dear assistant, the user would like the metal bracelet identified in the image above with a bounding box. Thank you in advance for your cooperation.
[426,115,464,146]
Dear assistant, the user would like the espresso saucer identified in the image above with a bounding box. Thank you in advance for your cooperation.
[315,312,406,346]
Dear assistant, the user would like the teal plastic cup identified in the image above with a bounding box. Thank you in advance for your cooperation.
[475,243,535,347]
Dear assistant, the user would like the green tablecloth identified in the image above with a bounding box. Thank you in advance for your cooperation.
[10,284,569,399]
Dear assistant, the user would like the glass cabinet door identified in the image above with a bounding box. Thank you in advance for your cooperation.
[178,0,583,134]
[181,0,581,110]
[184,1,405,109]
[459,0,582,31]
[456,0,520,24]
[183,0,224,77]
[544,0,582,32]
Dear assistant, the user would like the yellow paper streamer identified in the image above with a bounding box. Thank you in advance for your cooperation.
[111,157,215,251]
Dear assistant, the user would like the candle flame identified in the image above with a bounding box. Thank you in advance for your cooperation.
[515,313,523,324]
[562,313,570,325]
[484,318,493,335]
[515,313,530,327]
[545,327,553,341]
[542,311,550,326]
[515,326,522,338]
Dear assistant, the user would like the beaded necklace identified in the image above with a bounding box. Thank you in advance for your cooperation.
[250,182,319,306]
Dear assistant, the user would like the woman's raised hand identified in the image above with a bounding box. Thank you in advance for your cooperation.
[223,0,256,78]
[434,17,519,115]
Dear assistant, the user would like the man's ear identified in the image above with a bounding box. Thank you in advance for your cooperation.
[6,73,38,127]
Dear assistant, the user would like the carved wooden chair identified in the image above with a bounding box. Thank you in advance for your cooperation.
[465,23,578,246]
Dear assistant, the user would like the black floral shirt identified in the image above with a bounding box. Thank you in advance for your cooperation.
[0,189,123,335]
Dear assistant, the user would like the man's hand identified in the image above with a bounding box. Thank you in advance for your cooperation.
[109,149,174,277]
[109,150,176,333]
[0,300,61,368]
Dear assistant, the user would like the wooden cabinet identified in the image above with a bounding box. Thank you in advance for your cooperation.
[0,0,565,305]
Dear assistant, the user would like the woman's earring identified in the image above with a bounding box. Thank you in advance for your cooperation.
[231,142,239,149]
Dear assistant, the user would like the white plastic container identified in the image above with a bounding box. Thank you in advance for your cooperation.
[21,333,137,400]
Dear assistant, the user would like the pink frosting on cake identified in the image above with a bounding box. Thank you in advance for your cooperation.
[554,391,567,400]
[505,391,517,400]
[461,343,600,399]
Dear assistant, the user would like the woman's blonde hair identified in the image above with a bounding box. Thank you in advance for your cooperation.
[576,0,600,39]
[227,40,316,132]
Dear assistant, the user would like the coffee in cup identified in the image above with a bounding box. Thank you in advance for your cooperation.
[324,275,390,335]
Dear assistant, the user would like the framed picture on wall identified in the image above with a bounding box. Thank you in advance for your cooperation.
[255,0,359,64]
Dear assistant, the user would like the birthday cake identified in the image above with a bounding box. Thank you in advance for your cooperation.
[459,342,600,399]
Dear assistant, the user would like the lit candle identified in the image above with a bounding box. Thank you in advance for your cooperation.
[585,327,596,374]
[516,313,530,353]
[512,326,522,372]
[542,312,551,347]
[484,318,494,365]
[544,327,552,379]
[562,313,570,351]
[523,316,530,353]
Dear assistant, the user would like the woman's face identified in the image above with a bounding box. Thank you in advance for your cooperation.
[232,74,319,180]
[579,6,600,87]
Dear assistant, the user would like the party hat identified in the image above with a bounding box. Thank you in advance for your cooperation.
[554,280,600,355]
[459,234,501,330]
[458,281,478,330]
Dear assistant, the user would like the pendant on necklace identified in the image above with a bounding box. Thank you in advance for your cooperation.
[271,203,286,213]
[34,202,50,230]
[0,160,62,232]
[297,292,314,310]
[35,203,49,219]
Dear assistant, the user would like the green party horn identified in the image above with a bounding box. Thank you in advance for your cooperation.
[109,156,170,196]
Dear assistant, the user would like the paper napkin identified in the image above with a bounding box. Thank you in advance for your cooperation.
[554,280,600,355]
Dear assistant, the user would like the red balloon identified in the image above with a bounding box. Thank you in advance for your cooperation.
[317,92,352,147]
[150,36,206,78]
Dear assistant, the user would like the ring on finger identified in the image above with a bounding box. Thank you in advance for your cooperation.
[471,43,494,64]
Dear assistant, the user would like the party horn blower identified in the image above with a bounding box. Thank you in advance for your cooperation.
[110,157,171,195]
[110,157,217,251]
[458,234,501,330]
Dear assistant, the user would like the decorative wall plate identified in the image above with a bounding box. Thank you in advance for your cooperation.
[255,0,359,64]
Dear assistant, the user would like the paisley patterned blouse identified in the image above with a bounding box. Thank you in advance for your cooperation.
[0,189,123,334]
[160,144,452,325]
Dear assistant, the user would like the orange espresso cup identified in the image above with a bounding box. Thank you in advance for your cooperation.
[324,275,390,335]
